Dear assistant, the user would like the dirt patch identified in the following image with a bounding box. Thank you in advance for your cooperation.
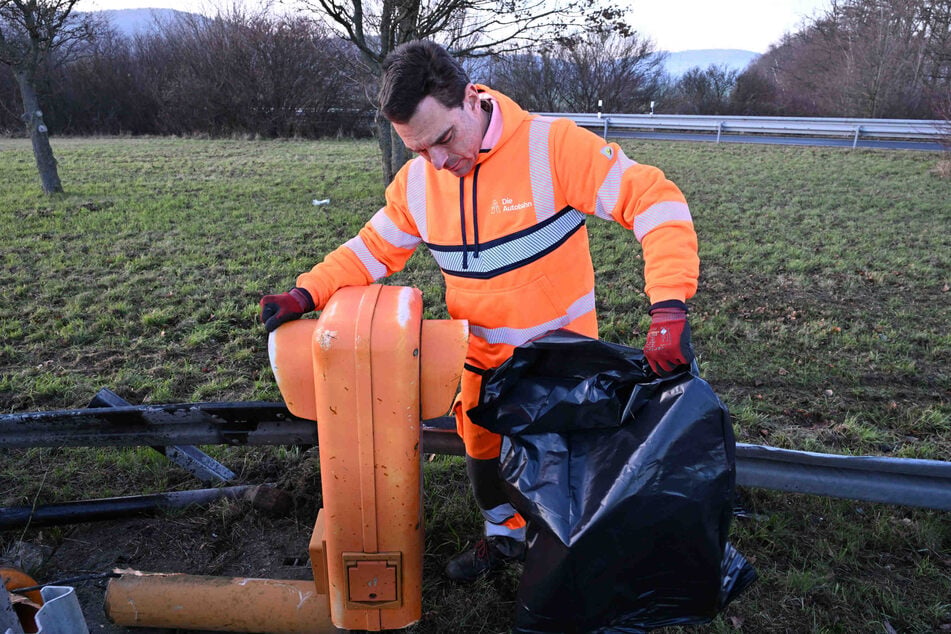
[44,512,316,633]
[3,451,325,633]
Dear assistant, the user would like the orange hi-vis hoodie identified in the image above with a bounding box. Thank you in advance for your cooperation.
[296,86,699,459]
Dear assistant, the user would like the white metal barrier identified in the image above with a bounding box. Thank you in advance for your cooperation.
[539,112,949,148]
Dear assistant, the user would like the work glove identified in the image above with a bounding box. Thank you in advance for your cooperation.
[260,287,314,332]
[643,300,694,376]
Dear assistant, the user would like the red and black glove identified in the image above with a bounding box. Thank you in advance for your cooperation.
[643,300,694,376]
[260,287,314,332]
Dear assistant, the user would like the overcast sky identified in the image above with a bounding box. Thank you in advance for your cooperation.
[76,0,833,54]
[627,0,831,52]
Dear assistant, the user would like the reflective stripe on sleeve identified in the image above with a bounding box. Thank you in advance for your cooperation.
[405,157,429,242]
[528,117,557,223]
[369,208,421,250]
[595,152,638,221]
[469,289,596,347]
[344,235,388,281]
[428,209,585,278]
[633,201,693,242]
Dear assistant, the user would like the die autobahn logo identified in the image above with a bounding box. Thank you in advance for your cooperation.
[491,197,534,215]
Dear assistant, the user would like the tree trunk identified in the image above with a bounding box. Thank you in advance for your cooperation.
[15,70,63,194]
[376,114,409,185]
[371,0,418,185]
[390,125,408,179]
[376,114,395,185]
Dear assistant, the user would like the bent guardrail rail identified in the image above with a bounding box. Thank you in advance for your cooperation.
[2,398,950,512]
[538,112,949,148]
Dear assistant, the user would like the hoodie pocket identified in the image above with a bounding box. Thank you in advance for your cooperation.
[445,274,563,331]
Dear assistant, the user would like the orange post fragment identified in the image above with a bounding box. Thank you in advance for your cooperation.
[104,572,341,633]
[268,318,320,421]
[420,319,469,419]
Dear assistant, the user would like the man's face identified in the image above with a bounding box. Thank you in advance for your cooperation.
[392,84,485,178]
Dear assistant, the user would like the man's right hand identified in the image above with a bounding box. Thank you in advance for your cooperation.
[259,287,315,332]
[643,301,694,376]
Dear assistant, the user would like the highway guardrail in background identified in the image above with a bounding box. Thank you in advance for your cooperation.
[540,112,949,148]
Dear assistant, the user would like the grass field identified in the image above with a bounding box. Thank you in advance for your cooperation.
[0,136,949,633]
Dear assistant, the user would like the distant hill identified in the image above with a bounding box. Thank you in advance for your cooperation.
[661,49,760,77]
[94,8,201,38]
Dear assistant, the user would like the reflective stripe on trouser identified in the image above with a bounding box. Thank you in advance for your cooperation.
[483,503,526,540]
[466,452,526,541]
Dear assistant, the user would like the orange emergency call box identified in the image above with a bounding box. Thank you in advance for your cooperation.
[269,285,468,631]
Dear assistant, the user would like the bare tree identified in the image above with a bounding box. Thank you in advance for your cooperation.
[41,25,160,135]
[0,0,99,193]
[730,67,780,115]
[487,31,664,114]
[677,65,737,114]
[110,8,369,139]
[482,49,564,112]
[938,85,951,146]
[752,0,951,118]
[289,0,629,182]
[0,62,18,131]
[554,30,665,113]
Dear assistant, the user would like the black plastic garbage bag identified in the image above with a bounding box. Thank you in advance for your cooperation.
[468,330,757,633]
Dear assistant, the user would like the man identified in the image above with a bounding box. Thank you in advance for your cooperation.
[260,40,699,583]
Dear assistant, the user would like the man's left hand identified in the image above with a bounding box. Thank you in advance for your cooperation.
[643,301,694,376]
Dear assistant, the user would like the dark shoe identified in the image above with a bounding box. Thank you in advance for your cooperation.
[445,535,526,583]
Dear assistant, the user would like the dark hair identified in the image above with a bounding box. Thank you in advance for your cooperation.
[378,40,470,124]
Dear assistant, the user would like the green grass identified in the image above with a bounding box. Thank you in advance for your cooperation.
[1,136,949,632]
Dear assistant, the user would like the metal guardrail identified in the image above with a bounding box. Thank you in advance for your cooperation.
[2,402,950,512]
[540,112,949,148]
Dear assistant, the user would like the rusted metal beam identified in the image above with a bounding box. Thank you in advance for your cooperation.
[0,401,315,448]
[3,402,951,511]
[0,401,459,454]
[0,486,258,530]
[90,388,236,483]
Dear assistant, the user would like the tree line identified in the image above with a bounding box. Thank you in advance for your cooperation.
[741,0,951,119]
[2,0,949,193]
[0,9,375,138]
[1,0,948,140]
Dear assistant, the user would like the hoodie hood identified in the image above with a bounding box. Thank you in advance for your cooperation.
[474,85,534,165]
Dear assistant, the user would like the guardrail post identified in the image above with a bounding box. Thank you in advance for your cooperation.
[602,117,610,140]
[852,125,862,149]
[716,121,724,143]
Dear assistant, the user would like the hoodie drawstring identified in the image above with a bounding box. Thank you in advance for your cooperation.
[458,165,484,270]
[471,164,482,259]
[458,178,468,270]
